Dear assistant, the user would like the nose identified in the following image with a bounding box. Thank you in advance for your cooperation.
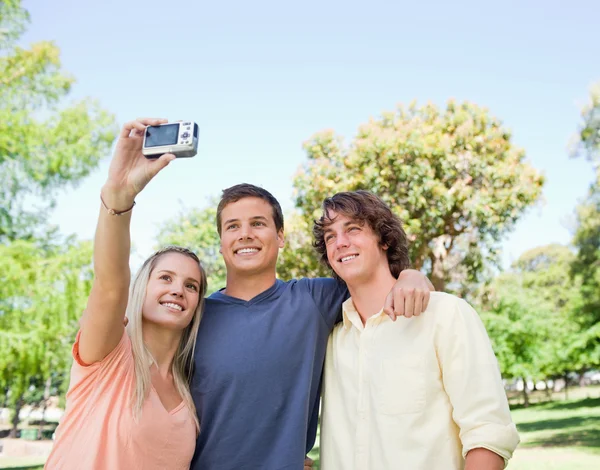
[335,232,350,249]
[170,282,184,298]
[238,222,254,240]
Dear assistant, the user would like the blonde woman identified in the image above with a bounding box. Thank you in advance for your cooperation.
[45,118,207,470]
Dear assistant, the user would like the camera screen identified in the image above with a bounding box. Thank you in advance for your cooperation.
[145,124,179,147]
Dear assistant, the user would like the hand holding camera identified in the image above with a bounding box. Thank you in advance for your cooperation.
[142,121,199,159]
[101,118,198,212]
[102,118,169,209]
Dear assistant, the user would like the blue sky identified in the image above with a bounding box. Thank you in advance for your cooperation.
[21,0,599,269]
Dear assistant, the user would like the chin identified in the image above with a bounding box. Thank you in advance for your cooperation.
[143,315,191,331]
[336,270,363,285]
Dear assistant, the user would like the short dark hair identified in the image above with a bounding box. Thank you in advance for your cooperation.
[216,183,284,236]
[313,190,410,279]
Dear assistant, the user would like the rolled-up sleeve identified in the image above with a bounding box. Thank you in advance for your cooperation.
[435,297,520,465]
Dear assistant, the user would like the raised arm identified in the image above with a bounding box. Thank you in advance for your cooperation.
[78,118,175,365]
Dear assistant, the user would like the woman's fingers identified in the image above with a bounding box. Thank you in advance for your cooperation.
[120,118,168,138]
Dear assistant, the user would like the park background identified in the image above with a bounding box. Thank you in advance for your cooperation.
[1,0,599,468]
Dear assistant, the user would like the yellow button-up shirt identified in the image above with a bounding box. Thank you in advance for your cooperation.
[320,292,519,470]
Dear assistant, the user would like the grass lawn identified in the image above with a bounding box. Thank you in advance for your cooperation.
[509,396,600,469]
[308,395,600,469]
[0,456,45,470]
[2,390,598,469]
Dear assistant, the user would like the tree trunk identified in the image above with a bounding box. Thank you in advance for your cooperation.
[579,369,587,387]
[564,373,569,400]
[430,256,446,292]
[544,380,552,401]
[38,376,52,440]
[8,394,24,438]
[522,378,529,407]
[1,387,7,408]
[429,234,456,292]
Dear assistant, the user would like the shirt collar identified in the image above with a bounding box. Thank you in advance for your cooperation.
[342,297,388,331]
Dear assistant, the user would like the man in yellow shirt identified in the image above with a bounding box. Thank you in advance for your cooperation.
[314,190,520,470]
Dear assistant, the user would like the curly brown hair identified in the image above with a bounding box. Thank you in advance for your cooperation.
[313,190,410,279]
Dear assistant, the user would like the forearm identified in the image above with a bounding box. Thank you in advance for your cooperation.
[93,184,135,292]
[79,186,134,363]
[465,447,505,470]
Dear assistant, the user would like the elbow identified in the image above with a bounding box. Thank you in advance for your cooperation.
[462,422,520,466]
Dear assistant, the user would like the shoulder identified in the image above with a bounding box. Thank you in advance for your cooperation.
[67,329,133,396]
[427,292,464,310]
[425,292,476,322]
[72,328,131,368]
[423,293,487,341]
[276,277,344,298]
[291,277,340,290]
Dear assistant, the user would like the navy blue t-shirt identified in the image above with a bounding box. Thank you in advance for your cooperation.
[190,278,347,470]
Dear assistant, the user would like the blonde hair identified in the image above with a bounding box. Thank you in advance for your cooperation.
[125,246,207,431]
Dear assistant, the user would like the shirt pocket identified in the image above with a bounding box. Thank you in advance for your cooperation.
[375,354,426,415]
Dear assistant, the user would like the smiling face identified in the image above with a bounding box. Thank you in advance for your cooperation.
[219,197,284,279]
[141,252,203,330]
[324,210,392,287]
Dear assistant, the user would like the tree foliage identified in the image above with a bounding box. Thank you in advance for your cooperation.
[576,81,600,163]
[289,100,544,291]
[479,245,584,384]
[0,0,117,242]
[0,0,117,431]
[0,240,93,433]
[570,81,600,368]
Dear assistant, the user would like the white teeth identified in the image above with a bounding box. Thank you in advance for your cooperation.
[237,248,259,254]
[340,255,358,263]
[162,302,182,311]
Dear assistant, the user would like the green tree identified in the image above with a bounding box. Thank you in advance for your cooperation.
[576,81,600,162]
[570,81,600,369]
[0,240,93,437]
[156,204,227,293]
[570,182,600,367]
[479,245,583,405]
[0,0,116,435]
[290,100,544,291]
[0,0,117,242]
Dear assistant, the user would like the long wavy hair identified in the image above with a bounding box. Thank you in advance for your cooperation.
[125,246,207,431]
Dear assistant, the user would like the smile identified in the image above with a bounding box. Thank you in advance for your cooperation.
[235,247,260,255]
[161,302,183,311]
[339,254,358,263]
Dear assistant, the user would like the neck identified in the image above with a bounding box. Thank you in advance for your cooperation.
[347,270,396,325]
[142,322,182,377]
[224,271,277,301]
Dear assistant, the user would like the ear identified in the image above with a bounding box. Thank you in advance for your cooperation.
[277,229,285,249]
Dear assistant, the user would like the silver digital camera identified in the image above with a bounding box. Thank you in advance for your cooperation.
[142,121,199,158]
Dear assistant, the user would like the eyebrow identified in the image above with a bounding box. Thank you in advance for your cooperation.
[324,220,359,234]
[156,269,200,285]
[223,216,269,225]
